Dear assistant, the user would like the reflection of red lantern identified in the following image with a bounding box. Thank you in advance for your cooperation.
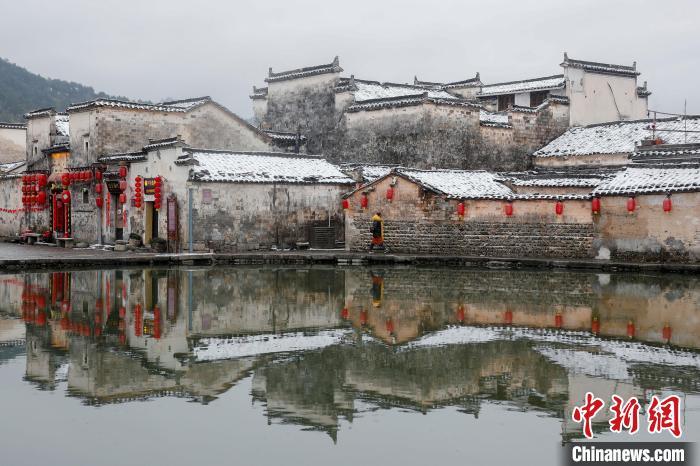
[457,202,465,218]
[555,201,564,215]
[591,197,601,214]
[663,195,672,213]
[504,203,513,217]
[456,305,465,323]
[134,304,143,337]
[591,316,600,334]
[96,197,103,208]
[386,187,394,202]
[504,309,513,324]
[361,193,368,209]
[360,309,368,326]
[119,166,127,178]
[555,312,563,328]
[627,197,636,214]
[385,318,394,334]
[627,320,635,339]
[153,305,161,339]
[340,307,349,320]
[662,324,672,342]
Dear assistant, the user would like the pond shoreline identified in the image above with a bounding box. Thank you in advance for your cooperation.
[0,243,698,273]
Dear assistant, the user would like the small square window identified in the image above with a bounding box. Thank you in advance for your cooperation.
[83,188,89,204]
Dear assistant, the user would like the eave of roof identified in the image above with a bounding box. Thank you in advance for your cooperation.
[0,122,27,130]
[346,94,481,113]
[265,57,343,83]
[478,74,565,97]
[561,55,640,77]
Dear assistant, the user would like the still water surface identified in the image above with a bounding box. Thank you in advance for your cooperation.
[0,267,698,466]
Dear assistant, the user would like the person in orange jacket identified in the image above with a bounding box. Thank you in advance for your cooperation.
[369,212,385,252]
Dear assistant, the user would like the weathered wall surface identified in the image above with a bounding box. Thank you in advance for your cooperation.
[594,192,700,262]
[190,182,349,251]
[533,152,629,168]
[0,127,26,163]
[180,104,271,151]
[0,175,22,237]
[25,116,54,170]
[265,73,341,153]
[344,176,594,258]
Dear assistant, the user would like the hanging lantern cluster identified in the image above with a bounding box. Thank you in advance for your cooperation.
[118,178,127,204]
[21,173,48,207]
[154,176,163,209]
[134,176,143,208]
[68,170,92,183]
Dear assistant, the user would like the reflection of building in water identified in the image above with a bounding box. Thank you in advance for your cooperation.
[1,266,699,441]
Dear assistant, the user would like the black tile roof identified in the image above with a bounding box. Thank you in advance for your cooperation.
[265,56,343,83]
[561,53,640,77]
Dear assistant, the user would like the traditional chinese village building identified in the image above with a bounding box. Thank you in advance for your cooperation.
[251,53,650,170]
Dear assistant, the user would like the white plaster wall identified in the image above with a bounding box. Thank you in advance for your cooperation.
[0,128,26,163]
[514,92,530,107]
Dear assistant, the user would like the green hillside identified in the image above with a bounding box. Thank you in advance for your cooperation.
[0,58,121,122]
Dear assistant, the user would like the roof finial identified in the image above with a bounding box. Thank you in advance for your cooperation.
[268,67,273,77]
[563,52,569,61]
[475,71,480,81]
[350,74,355,87]
[414,75,418,85]
[332,55,340,67]
[633,61,637,70]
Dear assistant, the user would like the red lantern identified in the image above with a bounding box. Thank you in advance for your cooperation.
[95,171,103,182]
[555,312,563,328]
[155,176,162,186]
[119,179,127,192]
[504,203,513,217]
[361,193,368,209]
[30,174,37,182]
[662,324,672,342]
[154,185,162,196]
[555,201,564,215]
[95,184,103,194]
[591,197,601,214]
[22,175,29,184]
[504,309,513,325]
[135,186,142,195]
[340,307,349,320]
[70,171,78,181]
[386,187,394,202]
[119,166,127,178]
[591,316,600,334]
[96,197,103,209]
[135,176,142,185]
[342,199,349,210]
[61,190,71,203]
[61,173,70,187]
[119,193,126,204]
[38,174,47,187]
[663,195,672,213]
[626,197,636,214]
[627,320,635,339]
[154,201,161,210]
[37,191,46,205]
[457,202,465,218]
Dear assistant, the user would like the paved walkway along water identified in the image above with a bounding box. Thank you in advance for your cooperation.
[0,242,698,273]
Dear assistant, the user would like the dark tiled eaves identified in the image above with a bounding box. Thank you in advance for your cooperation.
[561,55,640,77]
[346,94,481,113]
[265,57,343,83]
[0,122,27,129]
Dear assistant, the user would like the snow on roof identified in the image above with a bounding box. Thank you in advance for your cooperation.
[250,86,268,100]
[54,114,69,137]
[193,329,352,361]
[358,165,396,183]
[534,117,700,158]
[414,73,481,89]
[0,122,26,130]
[186,150,354,185]
[67,98,190,113]
[593,167,700,195]
[508,176,603,188]
[561,54,640,77]
[0,160,26,173]
[159,96,211,110]
[479,110,510,127]
[265,56,343,83]
[398,168,514,200]
[98,152,147,163]
[346,94,480,113]
[24,107,55,119]
[479,75,565,97]
[264,130,307,144]
[631,144,700,167]
[352,79,457,102]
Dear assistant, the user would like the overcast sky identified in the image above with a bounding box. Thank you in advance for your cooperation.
[2,0,698,118]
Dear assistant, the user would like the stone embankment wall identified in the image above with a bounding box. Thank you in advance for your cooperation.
[344,175,594,258]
